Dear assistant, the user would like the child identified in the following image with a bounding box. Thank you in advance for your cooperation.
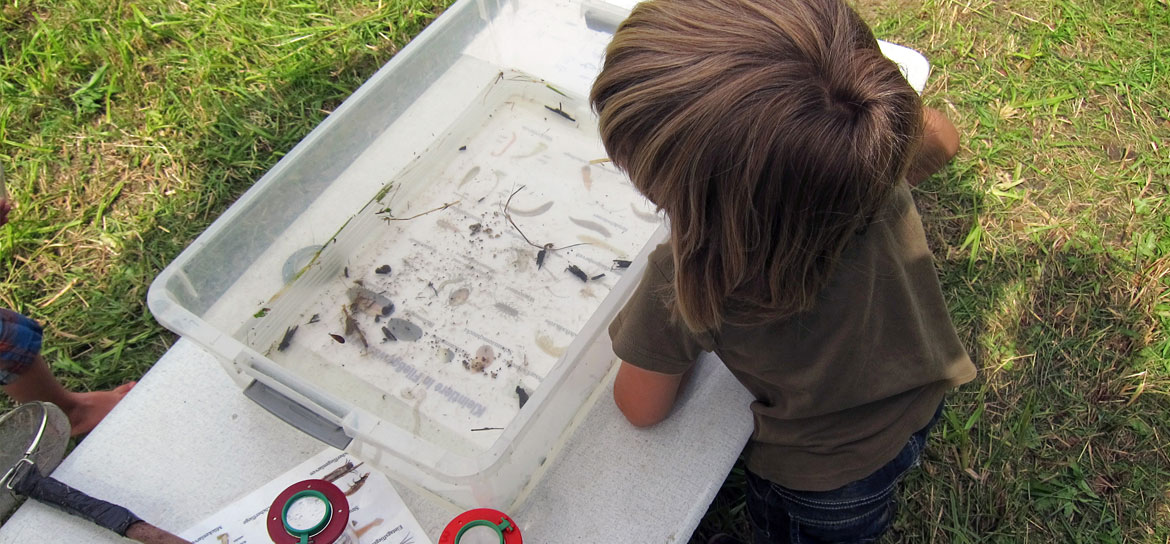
[1,168,135,436]
[590,0,976,542]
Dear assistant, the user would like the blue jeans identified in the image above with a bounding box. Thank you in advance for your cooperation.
[745,404,943,544]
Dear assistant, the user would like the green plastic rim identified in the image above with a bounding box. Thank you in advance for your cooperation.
[454,518,513,544]
[281,489,332,543]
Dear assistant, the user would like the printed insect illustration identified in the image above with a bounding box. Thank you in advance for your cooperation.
[323,461,363,483]
[345,473,370,496]
[354,518,384,538]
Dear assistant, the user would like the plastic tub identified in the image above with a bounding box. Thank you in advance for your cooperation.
[148,0,930,511]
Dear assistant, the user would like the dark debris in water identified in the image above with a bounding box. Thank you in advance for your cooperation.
[566,264,588,282]
[277,325,298,351]
[516,385,530,408]
[544,103,576,122]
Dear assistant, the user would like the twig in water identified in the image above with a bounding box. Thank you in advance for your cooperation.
[381,200,461,222]
[544,103,576,122]
[503,185,590,253]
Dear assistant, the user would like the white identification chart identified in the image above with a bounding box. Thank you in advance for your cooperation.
[180,448,431,544]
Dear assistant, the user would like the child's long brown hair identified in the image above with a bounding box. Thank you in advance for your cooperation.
[591,0,923,332]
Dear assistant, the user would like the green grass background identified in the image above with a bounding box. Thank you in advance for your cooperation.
[1,0,1167,541]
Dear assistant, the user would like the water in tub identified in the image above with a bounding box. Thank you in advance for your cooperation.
[243,70,662,457]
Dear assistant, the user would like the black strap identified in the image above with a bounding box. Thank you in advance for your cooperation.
[11,464,143,536]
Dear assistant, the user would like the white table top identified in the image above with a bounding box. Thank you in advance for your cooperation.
[0,338,752,543]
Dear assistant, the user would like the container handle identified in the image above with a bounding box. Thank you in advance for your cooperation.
[244,380,353,450]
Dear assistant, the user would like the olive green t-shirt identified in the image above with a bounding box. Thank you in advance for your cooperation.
[608,182,977,491]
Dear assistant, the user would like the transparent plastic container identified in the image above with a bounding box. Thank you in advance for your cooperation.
[148,0,931,511]
[148,0,669,512]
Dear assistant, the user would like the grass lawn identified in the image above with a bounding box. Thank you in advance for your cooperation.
[2,0,1167,542]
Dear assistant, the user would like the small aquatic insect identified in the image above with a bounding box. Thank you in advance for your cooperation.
[544,103,576,122]
[509,200,553,217]
[536,242,553,269]
[569,217,612,238]
[630,203,660,223]
[344,473,370,496]
[512,142,547,159]
[307,314,321,324]
[566,264,588,282]
[448,287,470,306]
[535,333,566,357]
[253,308,270,318]
[375,264,392,275]
[590,273,606,281]
[381,326,397,342]
[469,345,495,372]
[612,260,632,270]
[516,385,530,408]
[329,333,346,344]
[277,325,298,352]
[342,307,369,348]
[457,166,481,188]
[458,145,467,151]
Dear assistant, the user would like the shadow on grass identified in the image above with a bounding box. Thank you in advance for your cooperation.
[691,161,1169,542]
[901,161,1169,541]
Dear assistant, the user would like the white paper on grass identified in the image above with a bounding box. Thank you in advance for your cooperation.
[180,447,432,544]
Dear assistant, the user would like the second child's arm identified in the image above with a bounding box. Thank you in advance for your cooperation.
[613,361,690,427]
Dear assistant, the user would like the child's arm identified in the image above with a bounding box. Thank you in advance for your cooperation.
[905,106,960,186]
[613,360,689,427]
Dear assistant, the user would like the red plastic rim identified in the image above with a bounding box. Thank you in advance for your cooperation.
[439,508,523,544]
[267,479,350,544]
